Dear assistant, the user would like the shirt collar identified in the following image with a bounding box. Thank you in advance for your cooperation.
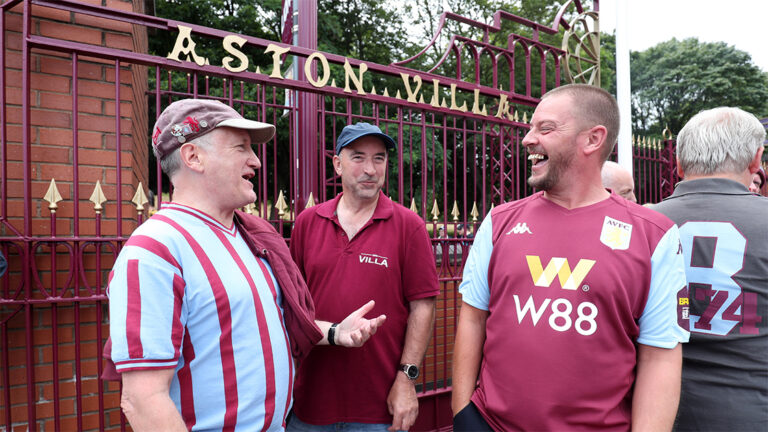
[666,177,753,200]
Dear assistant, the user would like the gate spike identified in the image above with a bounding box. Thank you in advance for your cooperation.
[369,84,377,96]
[132,182,149,213]
[451,201,460,221]
[305,192,316,209]
[89,180,108,214]
[395,90,402,100]
[490,202,495,211]
[409,198,418,213]
[430,199,440,222]
[330,79,337,88]
[275,190,289,217]
[382,88,390,98]
[522,112,528,123]
[43,178,63,213]
[470,202,479,221]
[513,110,519,122]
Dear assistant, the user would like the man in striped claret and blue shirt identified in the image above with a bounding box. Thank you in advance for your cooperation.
[107,99,386,431]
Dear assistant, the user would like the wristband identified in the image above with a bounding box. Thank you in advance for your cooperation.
[328,323,339,346]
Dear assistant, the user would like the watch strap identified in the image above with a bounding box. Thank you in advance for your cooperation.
[328,323,339,346]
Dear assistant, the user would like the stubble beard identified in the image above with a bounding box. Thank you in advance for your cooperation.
[527,151,573,192]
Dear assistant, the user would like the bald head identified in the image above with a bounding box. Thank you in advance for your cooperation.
[602,161,636,202]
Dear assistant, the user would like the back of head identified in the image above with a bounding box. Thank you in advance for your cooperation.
[543,84,620,161]
[601,160,622,185]
[677,107,766,176]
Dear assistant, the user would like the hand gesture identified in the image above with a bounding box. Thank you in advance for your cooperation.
[387,374,418,431]
[335,300,386,347]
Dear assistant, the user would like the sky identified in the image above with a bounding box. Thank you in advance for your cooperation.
[599,0,768,72]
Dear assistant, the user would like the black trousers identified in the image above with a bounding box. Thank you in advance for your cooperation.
[453,401,493,432]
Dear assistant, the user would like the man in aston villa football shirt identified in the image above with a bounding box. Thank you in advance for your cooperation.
[452,84,689,431]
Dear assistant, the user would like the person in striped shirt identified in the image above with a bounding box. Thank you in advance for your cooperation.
[108,99,385,431]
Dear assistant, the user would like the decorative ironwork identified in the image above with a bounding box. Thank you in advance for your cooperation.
[43,178,63,213]
[562,9,600,85]
[89,180,108,214]
[275,190,289,217]
[132,182,149,213]
[451,201,460,222]
[431,199,440,222]
[662,125,674,140]
[305,192,316,209]
[471,202,480,222]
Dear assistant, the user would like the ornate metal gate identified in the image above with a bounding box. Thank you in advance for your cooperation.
[0,0,619,430]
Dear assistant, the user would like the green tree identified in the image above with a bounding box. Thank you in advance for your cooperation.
[599,32,616,96]
[630,38,768,136]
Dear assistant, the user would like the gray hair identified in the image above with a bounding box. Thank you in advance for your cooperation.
[677,107,766,176]
[156,130,215,180]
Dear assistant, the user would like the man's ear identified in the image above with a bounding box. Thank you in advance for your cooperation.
[179,142,205,173]
[676,160,685,179]
[333,154,342,175]
[582,125,608,157]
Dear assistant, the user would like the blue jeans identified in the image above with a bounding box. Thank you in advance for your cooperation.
[286,415,396,432]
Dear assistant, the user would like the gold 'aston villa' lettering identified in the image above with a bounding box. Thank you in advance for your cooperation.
[449,83,468,113]
[343,60,368,95]
[222,35,248,73]
[472,89,487,115]
[400,73,422,103]
[430,78,441,107]
[305,52,330,88]
[264,44,290,79]
[167,25,209,66]
[163,27,518,121]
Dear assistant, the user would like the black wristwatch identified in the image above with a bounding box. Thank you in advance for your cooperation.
[399,363,419,380]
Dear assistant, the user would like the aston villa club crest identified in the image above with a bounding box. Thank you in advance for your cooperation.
[600,216,632,250]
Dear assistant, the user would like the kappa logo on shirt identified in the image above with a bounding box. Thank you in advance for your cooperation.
[506,222,533,235]
[359,253,389,268]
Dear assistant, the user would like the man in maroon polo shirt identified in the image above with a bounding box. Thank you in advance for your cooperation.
[289,123,439,432]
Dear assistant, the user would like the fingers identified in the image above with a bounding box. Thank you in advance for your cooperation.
[389,406,417,431]
[371,314,387,332]
[390,409,405,432]
[350,299,376,319]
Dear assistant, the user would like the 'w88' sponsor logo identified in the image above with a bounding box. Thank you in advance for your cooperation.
[517,255,599,336]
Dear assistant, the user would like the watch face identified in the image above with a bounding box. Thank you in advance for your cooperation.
[406,365,419,379]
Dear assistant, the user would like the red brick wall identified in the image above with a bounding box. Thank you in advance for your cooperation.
[1,0,148,429]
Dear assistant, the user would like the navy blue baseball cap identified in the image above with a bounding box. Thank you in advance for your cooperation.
[335,122,397,155]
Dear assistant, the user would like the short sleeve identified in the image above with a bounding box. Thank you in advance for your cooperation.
[402,221,440,301]
[458,215,493,311]
[109,235,187,372]
[638,224,690,348]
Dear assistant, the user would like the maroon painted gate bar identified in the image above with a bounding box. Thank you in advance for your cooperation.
[0,0,674,430]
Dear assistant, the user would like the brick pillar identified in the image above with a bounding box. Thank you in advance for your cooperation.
[1,0,148,430]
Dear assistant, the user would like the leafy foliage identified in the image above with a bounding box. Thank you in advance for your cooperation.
[629,38,768,137]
